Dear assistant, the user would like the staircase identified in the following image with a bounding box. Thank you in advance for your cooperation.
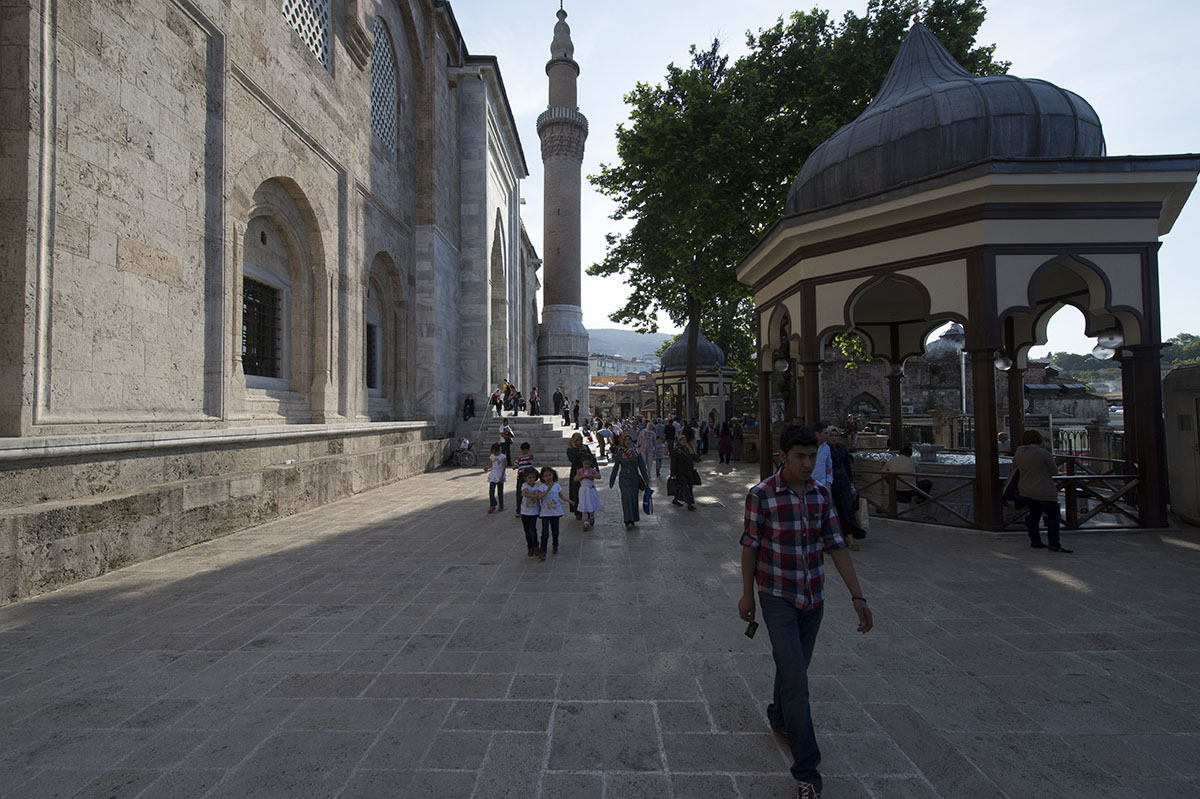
[467,414,597,467]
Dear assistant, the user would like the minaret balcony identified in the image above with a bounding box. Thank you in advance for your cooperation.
[537,107,589,136]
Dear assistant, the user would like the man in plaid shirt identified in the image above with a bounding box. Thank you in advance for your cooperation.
[739,425,872,799]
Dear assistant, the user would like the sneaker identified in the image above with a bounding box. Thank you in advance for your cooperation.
[1048,545,1074,553]
[552,545,559,554]
[797,783,821,799]
[488,507,495,514]
[527,547,536,557]
[538,551,546,561]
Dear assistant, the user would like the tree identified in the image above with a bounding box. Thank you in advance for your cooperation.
[589,0,1008,406]
[1164,333,1200,365]
[590,40,749,418]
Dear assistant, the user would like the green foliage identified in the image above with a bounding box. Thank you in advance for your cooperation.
[1164,333,1200,365]
[831,332,872,368]
[588,0,1006,394]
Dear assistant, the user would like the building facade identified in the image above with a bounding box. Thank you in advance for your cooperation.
[0,0,543,602]
[2,0,536,438]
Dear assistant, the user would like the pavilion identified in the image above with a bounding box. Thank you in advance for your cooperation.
[736,22,1198,529]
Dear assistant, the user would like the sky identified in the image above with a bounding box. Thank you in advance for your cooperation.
[447,0,1199,356]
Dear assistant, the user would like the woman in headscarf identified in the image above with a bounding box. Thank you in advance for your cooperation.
[670,425,701,511]
[566,432,586,520]
[827,427,865,549]
[609,433,650,529]
[636,420,657,474]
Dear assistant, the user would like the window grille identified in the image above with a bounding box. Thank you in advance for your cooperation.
[365,322,379,390]
[370,17,398,152]
[243,278,282,378]
[283,0,331,71]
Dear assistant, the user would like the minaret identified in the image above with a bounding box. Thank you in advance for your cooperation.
[536,5,590,414]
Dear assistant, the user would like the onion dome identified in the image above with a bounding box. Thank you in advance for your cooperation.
[788,23,1106,215]
[660,322,726,370]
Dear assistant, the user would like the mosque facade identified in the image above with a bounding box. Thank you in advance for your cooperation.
[0,1,583,602]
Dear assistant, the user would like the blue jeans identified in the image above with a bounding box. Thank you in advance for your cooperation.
[759,592,824,788]
[489,481,503,509]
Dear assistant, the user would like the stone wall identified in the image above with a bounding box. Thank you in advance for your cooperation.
[0,423,444,605]
[3,0,532,437]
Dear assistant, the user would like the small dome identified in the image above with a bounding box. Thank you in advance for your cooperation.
[924,323,965,360]
[551,9,574,59]
[661,322,725,370]
[788,23,1105,215]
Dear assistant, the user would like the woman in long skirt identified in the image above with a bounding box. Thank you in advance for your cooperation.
[566,433,586,520]
[670,428,701,510]
[609,434,649,528]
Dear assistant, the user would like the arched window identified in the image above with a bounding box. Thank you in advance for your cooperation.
[282,0,332,71]
[370,17,398,152]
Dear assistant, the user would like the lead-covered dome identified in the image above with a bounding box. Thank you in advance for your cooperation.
[660,322,725,370]
[788,23,1106,215]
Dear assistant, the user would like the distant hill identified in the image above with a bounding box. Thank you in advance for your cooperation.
[587,328,674,360]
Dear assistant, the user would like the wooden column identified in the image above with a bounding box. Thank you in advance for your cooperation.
[969,349,1003,530]
[800,361,821,428]
[758,370,773,480]
[1124,345,1169,527]
[1006,367,1026,447]
[887,372,904,450]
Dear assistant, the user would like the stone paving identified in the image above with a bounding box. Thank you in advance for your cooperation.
[1,458,1199,799]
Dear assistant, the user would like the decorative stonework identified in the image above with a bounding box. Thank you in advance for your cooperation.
[370,17,398,152]
[538,109,588,163]
[282,0,331,71]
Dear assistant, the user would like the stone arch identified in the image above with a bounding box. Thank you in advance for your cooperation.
[367,0,427,213]
[363,251,407,417]
[849,391,884,417]
[369,16,400,153]
[236,176,329,421]
[489,210,508,388]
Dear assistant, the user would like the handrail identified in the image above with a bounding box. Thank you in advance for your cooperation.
[858,473,975,527]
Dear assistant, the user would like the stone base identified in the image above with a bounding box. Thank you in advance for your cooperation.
[537,304,590,416]
[0,424,445,605]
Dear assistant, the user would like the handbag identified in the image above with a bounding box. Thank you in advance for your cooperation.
[1002,469,1020,503]
[667,475,678,496]
[855,496,870,535]
[642,486,654,515]
[692,471,701,486]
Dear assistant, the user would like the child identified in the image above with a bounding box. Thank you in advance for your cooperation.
[518,467,542,556]
[512,442,535,517]
[574,454,601,530]
[498,418,514,463]
[535,466,564,560]
[486,443,506,513]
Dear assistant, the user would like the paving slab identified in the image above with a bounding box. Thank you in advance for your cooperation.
[0,458,1198,798]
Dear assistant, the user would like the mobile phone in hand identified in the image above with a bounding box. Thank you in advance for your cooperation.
[744,620,759,639]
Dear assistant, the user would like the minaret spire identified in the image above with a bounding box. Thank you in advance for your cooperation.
[536,4,590,415]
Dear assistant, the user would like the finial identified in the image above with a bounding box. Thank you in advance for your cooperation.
[912,1,921,24]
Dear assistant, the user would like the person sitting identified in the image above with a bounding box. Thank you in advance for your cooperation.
[881,446,933,507]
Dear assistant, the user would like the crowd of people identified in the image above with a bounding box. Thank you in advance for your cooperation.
[479,409,761,553]
[470,399,1076,798]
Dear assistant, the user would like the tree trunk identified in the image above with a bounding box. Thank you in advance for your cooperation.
[685,294,701,421]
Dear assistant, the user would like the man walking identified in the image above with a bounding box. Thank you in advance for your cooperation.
[739,425,872,799]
